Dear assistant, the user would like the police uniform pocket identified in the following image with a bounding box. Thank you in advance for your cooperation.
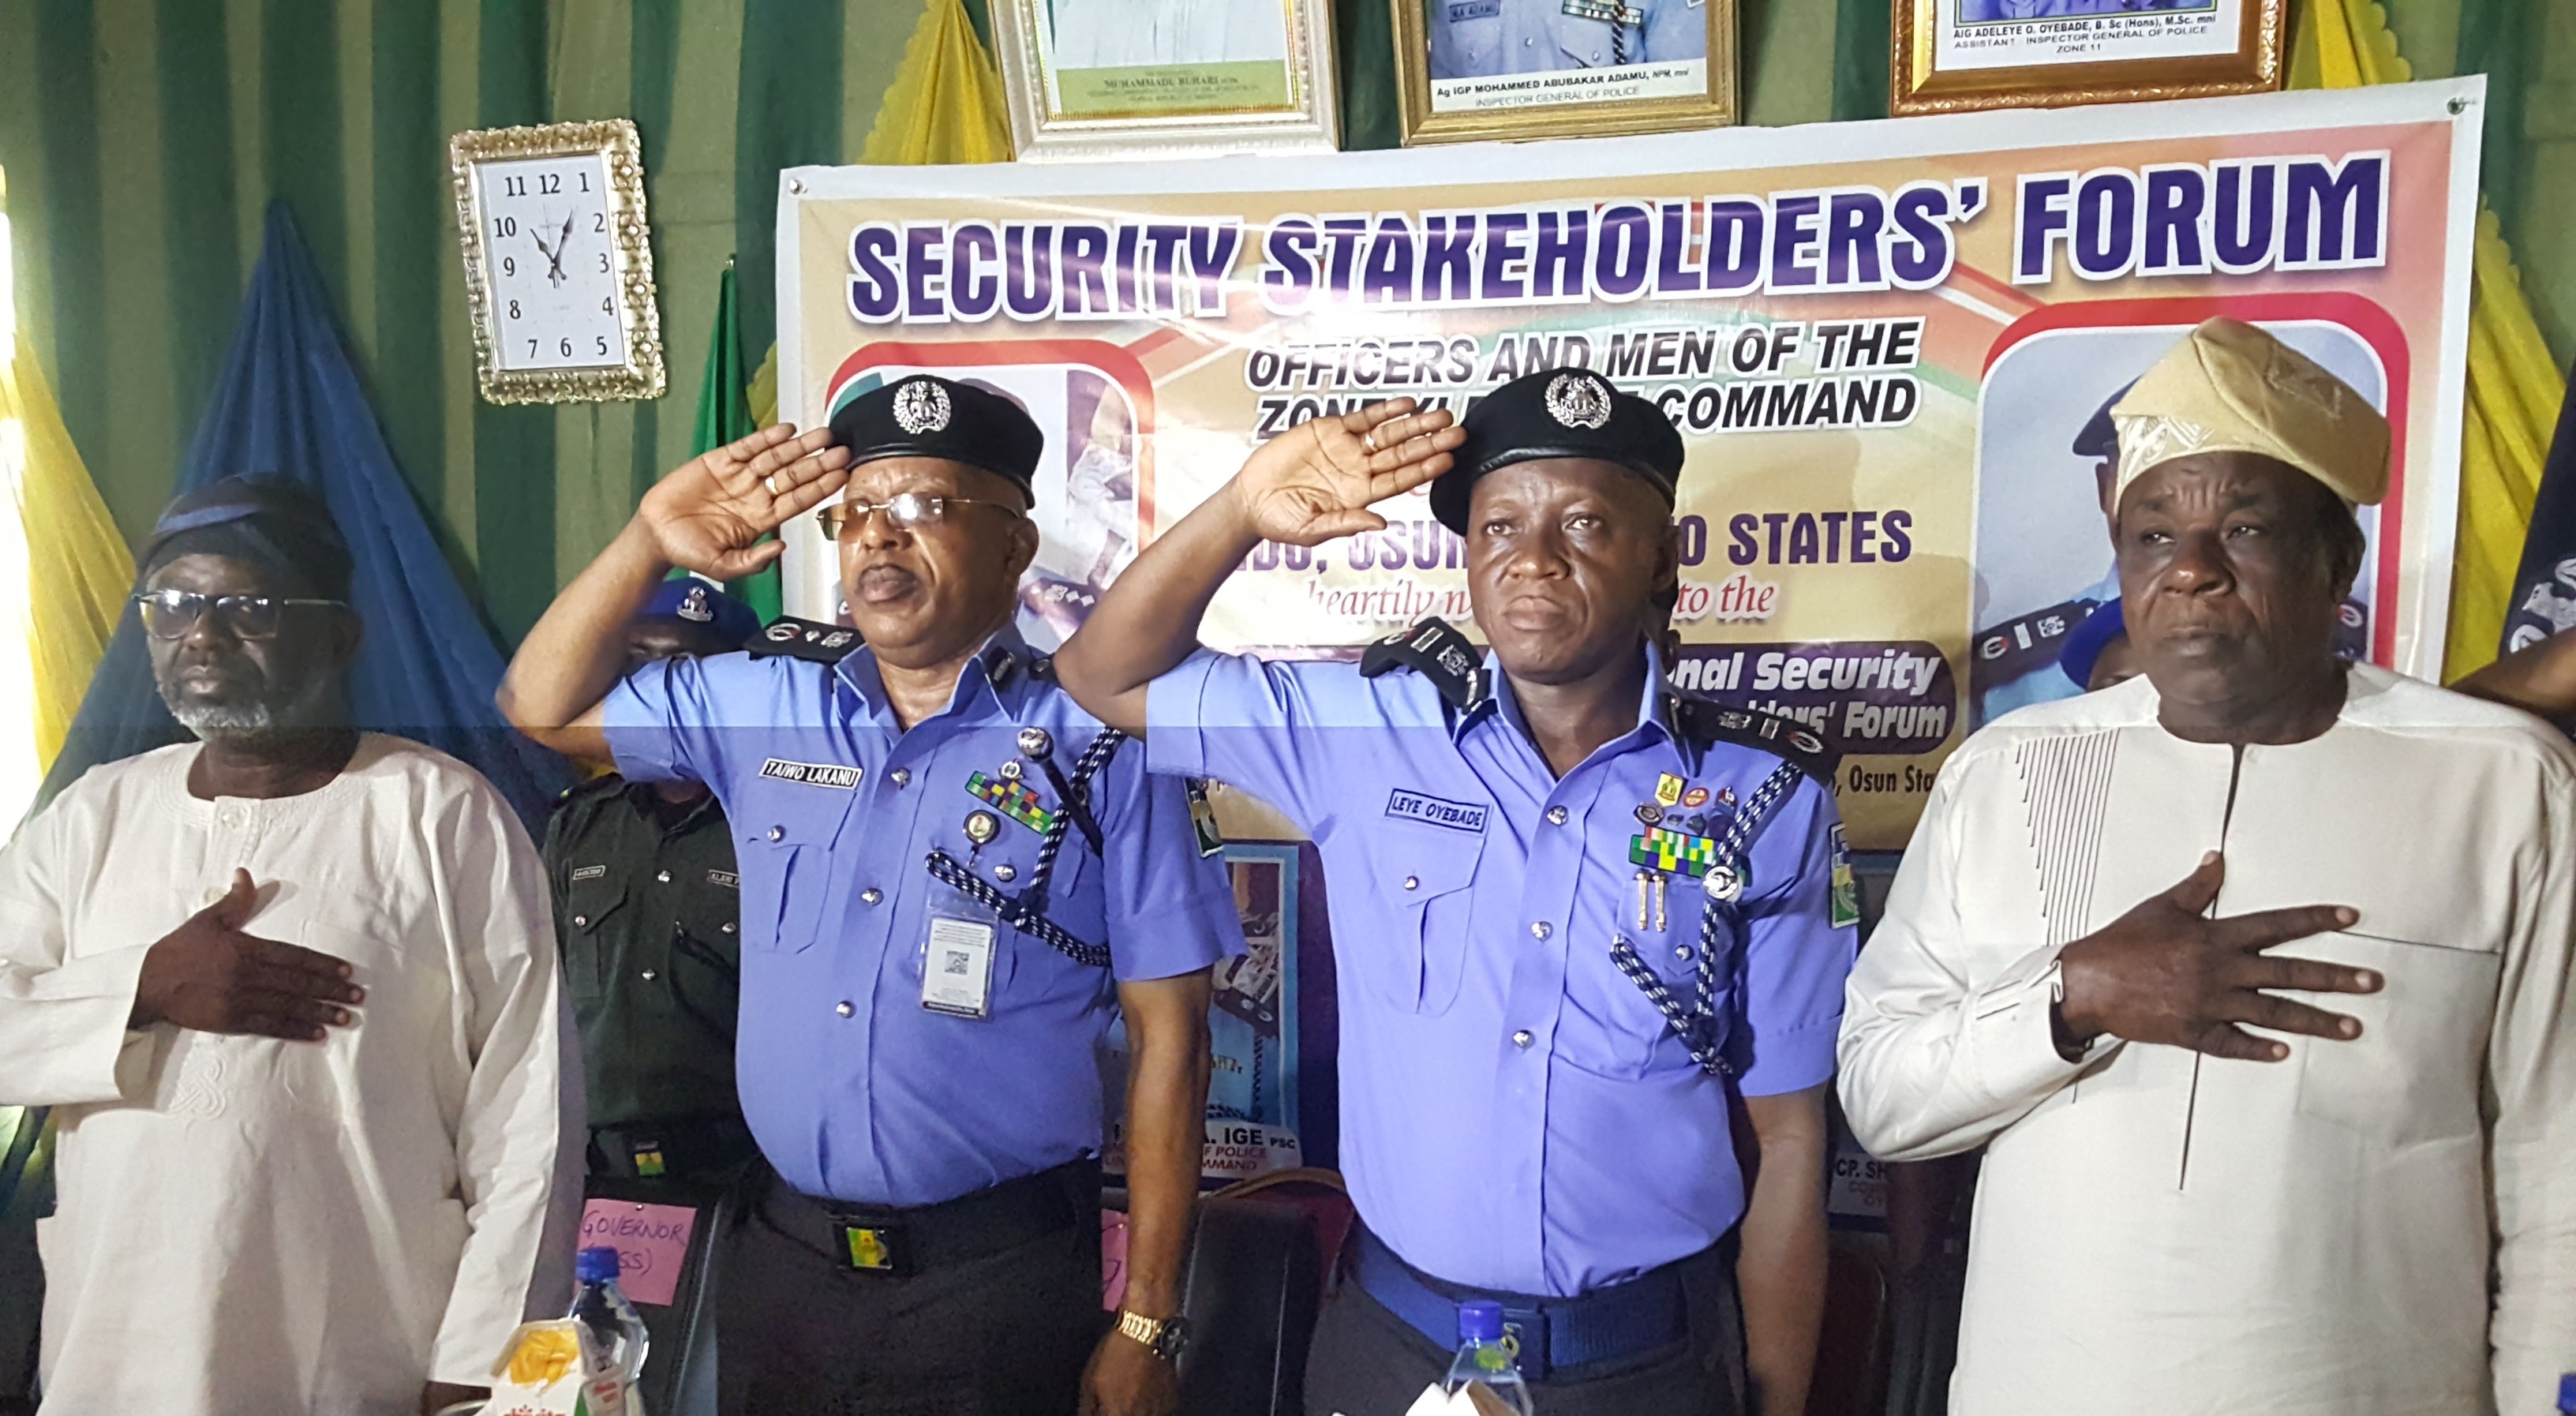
[561,878,629,1002]
[1370,833,1482,1016]
[2293,930,2498,1150]
[740,819,834,955]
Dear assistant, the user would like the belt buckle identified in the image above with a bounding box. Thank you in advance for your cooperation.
[1498,1305,1551,1380]
[628,1137,666,1178]
[832,1216,912,1275]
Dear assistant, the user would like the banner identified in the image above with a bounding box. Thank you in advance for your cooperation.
[777,79,2482,849]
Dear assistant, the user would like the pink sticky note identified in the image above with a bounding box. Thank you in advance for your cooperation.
[1100,1209,1130,1312]
[578,1199,698,1307]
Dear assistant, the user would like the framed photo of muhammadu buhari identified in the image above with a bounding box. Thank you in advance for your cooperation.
[991,0,1342,159]
[449,118,666,403]
[1391,0,1739,145]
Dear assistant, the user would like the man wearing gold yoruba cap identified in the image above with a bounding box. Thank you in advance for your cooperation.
[1842,317,2576,1414]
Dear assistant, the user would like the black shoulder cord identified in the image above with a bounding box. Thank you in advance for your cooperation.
[922,728,1129,968]
[1608,758,1807,1077]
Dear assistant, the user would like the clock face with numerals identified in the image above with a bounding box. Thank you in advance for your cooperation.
[474,152,627,372]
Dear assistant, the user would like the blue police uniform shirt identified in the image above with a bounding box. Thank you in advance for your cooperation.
[603,627,1244,1208]
[1976,564,2120,726]
[1146,639,1854,1297]
[1426,0,1707,81]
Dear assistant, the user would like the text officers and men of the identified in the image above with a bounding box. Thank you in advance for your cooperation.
[1,478,580,1416]
[1839,318,2576,1414]
[1056,369,1859,1416]
[499,374,1246,1416]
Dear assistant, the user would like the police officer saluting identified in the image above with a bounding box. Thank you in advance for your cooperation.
[1058,370,1858,1415]
[500,377,1245,1416]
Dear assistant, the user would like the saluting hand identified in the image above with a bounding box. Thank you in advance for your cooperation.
[2054,852,2380,1062]
[132,870,365,1042]
[1226,397,1465,547]
[637,423,852,579]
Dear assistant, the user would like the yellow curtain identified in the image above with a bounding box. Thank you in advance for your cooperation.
[2293,0,2567,682]
[859,0,1014,167]
[0,328,133,774]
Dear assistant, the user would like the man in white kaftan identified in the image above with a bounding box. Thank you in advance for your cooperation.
[0,477,580,1416]
[1840,319,2576,1414]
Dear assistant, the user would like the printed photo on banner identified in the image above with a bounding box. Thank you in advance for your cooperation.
[1893,0,2282,113]
[1392,0,1737,144]
[990,0,1339,159]
[777,81,2481,848]
[1969,310,2389,726]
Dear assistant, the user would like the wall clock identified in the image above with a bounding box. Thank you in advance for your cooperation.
[448,118,666,403]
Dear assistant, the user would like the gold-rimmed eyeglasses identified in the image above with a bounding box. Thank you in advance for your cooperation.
[815,493,1020,538]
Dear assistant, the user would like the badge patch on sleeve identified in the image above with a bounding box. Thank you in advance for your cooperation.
[1829,824,1860,929]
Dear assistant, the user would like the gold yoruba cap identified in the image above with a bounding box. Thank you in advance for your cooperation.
[2110,317,2390,508]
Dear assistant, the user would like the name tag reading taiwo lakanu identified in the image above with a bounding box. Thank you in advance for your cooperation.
[760,758,860,789]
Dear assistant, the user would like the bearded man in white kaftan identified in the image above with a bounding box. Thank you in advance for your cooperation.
[0,478,581,1416]
[1840,319,2576,1415]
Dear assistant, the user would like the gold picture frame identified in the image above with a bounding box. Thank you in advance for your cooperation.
[1391,0,1737,147]
[448,118,666,404]
[990,0,1341,161]
[1892,0,2284,116]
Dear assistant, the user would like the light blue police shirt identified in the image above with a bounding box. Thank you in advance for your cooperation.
[1426,0,1708,82]
[604,627,1244,1208]
[1146,639,1853,1297]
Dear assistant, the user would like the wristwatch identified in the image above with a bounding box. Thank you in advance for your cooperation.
[1116,1309,1192,1363]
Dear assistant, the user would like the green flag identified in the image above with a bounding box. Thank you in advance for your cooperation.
[695,262,777,620]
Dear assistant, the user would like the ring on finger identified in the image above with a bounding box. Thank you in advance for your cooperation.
[1361,429,1380,454]
[765,474,781,496]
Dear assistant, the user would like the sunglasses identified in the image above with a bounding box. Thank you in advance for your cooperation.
[133,589,346,641]
[815,492,1019,539]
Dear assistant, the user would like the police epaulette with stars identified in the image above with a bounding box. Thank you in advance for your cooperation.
[1360,617,1490,710]
[1668,693,1840,785]
[749,615,863,663]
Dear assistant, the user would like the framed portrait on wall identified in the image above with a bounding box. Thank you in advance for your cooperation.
[1891,0,2285,115]
[1391,0,1738,145]
[989,0,1340,160]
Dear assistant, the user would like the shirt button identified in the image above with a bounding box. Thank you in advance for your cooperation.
[994,863,1017,882]
[722,922,736,935]
[1675,944,1694,961]
[1545,806,1567,826]
[1402,875,1420,891]
[835,1001,855,1018]
[1512,1029,1534,1048]
[861,887,883,905]
[640,968,657,981]
[889,768,912,788]
[571,915,589,927]
[1530,921,1552,940]
[766,826,784,842]
[656,870,672,884]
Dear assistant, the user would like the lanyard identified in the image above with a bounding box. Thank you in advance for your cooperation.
[1608,759,1805,1077]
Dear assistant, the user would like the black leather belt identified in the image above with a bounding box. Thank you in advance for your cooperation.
[758,1157,1099,1276]
[589,1117,758,1182]
[1349,1223,1724,1379]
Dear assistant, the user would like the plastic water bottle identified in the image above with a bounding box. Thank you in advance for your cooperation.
[2557,1373,2576,1414]
[1442,1299,1533,1414]
[567,1246,650,1388]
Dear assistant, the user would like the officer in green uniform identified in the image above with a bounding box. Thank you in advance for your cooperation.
[545,579,767,1187]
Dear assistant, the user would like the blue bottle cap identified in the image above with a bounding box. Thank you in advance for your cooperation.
[1458,1299,1503,1344]
[2559,1373,2576,1413]
[575,1246,622,1283]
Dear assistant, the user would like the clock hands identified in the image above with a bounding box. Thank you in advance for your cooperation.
[548,210,578,287]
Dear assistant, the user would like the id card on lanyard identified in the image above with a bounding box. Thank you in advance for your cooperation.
[922,915,998,1018]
